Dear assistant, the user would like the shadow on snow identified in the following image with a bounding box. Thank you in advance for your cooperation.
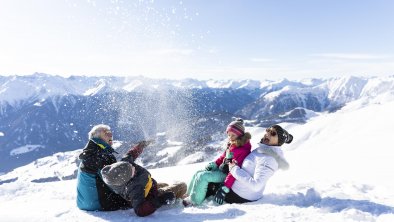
[260,188,394,216]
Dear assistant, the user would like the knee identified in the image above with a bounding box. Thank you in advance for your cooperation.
[195,172,211,182]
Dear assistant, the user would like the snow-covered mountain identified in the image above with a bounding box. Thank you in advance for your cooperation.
[1,74,394,173]
[0,94,393,222]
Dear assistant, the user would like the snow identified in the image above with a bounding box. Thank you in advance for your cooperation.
[0,132,4,136]
[122,80,143,92]
[9,145,44,156]
[1,92,394,221]
[83,79,107,96]
[177,152,207,165]
[167,140,183,146]
[1,75,394,110]
[205,79,261,89]
[157,146,182,157]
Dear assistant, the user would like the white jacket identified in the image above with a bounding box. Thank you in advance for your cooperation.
[230,143,289,201]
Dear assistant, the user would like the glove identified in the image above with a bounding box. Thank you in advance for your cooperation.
[137,139,155,148]
[214,186,229,205]
[219,149,233,173]
[205,162,217,171]
[126,139,155,160]
[158,191,176,205]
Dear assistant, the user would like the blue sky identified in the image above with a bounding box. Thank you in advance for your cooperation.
[1,0,394,80]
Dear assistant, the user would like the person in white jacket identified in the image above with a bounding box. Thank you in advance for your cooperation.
[224,124,293,203]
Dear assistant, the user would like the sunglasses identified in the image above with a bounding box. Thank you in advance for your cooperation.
[266,128,277,137]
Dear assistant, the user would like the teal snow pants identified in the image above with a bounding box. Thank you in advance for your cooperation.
[187,169,226,205]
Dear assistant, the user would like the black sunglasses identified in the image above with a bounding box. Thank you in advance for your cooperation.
[266,128,277,137]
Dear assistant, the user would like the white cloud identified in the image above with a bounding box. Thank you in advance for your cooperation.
[311,53,389,60]
[250,58,274,63]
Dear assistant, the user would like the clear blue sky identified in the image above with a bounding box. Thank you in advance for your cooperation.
[1,0,393,80]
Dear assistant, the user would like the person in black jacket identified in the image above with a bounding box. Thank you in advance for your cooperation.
[76,124,151,211]
[100,135,187,217]
[100,162,175,216]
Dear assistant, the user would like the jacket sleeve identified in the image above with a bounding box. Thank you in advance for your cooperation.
[223,148,250,188]
[134,200,158,217]
[230,157,278,192]
[214,150,226,166]
[127,185,157,217]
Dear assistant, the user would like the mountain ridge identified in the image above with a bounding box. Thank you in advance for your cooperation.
[1,74,393,173]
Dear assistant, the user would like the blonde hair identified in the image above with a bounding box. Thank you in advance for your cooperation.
[88,124,111,139]
[233,132,251,147]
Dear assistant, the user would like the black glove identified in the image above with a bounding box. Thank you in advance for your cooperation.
[158,191,176,205]
[219,158,232,174]
[214,186,229,205]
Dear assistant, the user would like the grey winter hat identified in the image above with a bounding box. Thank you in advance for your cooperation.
[271,125,293,146]
[101,161,133,186]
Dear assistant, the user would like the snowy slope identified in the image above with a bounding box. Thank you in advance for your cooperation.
[1,94,394,221]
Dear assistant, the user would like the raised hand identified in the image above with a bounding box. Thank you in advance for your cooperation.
[137,139,155,149]
[126,139,155,160]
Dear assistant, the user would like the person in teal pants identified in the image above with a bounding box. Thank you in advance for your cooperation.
[183,119,252,206]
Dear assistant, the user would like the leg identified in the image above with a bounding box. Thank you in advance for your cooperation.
[190,170,226,205]
[206,182,222,198]
[187,169,205,196]
[225,189,251,204]
[157,182,169,189]
[158,182,187,199]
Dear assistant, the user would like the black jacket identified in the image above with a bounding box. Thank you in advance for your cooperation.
[78,140,130,211]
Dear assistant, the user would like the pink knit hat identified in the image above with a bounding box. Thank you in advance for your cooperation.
[226,118,245,136]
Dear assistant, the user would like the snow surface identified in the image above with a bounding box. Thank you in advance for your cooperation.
[9,145,44,156]
[1,95,394,221]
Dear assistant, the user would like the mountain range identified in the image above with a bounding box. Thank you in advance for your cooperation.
[1,73,393,173]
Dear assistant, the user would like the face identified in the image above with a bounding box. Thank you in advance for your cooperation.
[227,131,238,143]
[100,129,113,146]
[260,127,279,146]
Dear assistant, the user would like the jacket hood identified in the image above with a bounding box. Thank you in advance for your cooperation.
[256,143,289,170]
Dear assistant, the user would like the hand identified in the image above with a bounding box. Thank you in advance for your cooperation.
[125,139,154,160]
[228,159,238,171]
[205,162,217,171]
[158,191,176,205]
[137,139,155,149]
[214,186,229,205]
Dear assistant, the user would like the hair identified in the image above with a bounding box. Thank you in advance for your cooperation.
[233,132,251,147]
[88,124,111,139]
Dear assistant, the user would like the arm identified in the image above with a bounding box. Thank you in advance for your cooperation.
[134,200,158,217]
[223,148,250,188]
[214,150,226,166]
[230,157,277,192]
[122,140,154,163]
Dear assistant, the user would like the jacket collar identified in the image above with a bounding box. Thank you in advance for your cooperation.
[256,143,289,170]
[90,138,117,153]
